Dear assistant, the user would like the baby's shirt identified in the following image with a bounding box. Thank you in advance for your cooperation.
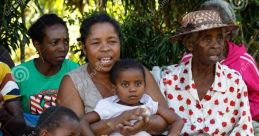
[94,94,158,136]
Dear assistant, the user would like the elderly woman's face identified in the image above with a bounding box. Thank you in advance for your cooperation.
[190,28,225,65]
[37,24,69,66]
[84,22,120,72]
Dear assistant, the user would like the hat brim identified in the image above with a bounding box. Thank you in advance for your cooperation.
[169,24,239,43]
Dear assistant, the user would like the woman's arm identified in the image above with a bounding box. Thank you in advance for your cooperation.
[0,99,25,136]
[89,108,147,135]
[142,68,169,134]
[85,111,100,124]
[58,75,85,117]
[58,75,94,136]
[157,105,184,136]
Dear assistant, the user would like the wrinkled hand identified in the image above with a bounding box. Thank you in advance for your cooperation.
[118,119,146,136]
[114,108,150,135]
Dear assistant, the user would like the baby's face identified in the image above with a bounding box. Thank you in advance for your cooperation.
[115,69,145,106]
[47,117,80,136]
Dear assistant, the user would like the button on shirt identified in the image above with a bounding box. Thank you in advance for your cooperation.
[159,59,254,136]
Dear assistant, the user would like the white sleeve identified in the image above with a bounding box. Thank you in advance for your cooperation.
[141,94,158,115]
[94,98,114,120]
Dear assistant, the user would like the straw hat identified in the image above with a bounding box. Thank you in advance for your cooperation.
[170,10,238,42]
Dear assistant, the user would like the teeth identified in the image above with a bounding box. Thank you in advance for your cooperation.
[100,57,111,64]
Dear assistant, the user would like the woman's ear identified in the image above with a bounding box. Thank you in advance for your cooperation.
[33,40,41,53]
[81,43,87,55]
[185,42,193,52]
[184,39,194,53]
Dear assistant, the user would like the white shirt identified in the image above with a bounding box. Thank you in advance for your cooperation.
[94,94,158,136]
[159,59,254,136]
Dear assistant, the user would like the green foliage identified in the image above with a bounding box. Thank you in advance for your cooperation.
[1,0,259,66]
[0,0,30,59]
[121,14,184,69]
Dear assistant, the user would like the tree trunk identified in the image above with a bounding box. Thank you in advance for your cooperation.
[20,6,26,63]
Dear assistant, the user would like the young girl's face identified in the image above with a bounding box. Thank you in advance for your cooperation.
[115,68,145,106]
[41,116,80,136]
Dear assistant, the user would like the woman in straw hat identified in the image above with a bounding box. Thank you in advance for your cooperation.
[181,0,259,125]
[156,10,254,135]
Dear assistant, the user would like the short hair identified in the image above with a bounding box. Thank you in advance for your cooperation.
[28,14,68,43]
[37,106,80,135]
[200,0,236,24]
[110,59,146,84]
[79,12,122,44]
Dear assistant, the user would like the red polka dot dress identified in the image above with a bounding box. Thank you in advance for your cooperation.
[159,60,254,135]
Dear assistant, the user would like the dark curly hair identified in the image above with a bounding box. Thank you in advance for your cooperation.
[28,14,67,43]
[110,59,146,85]
[37,106,79,135]
[79,12,122,44]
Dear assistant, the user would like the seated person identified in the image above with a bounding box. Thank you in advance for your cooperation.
[180,0,259,121]
[12,14,79,128]
[85,59,183,136]
[155,10,253,135]
[0,62,25,135]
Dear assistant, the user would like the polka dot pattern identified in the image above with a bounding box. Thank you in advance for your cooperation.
[159,60,253,135]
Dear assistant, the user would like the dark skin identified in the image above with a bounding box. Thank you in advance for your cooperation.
[84,69,183,136]
[0,98,25,136]
[33,24,69,76]
[23,24,69,134]
[58,23,170,136]
[186,28,225,100]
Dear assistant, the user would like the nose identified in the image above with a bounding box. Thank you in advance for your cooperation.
[129,84,137,92]
[58,43,68,52]
[211,39,222,49]
[100,42,111,52]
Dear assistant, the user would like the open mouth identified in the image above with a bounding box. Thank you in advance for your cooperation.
[99,57,112,65]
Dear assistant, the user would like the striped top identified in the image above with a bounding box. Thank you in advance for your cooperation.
[0,62,20,101]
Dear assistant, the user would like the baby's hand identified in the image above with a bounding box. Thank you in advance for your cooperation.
[140,105,151,116]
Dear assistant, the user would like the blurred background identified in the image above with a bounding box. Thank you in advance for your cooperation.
[0,0,258,69]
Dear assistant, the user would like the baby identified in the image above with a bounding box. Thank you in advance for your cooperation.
[85,59,183,136]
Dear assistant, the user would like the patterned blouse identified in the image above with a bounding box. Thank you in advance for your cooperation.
[159,59,254,136]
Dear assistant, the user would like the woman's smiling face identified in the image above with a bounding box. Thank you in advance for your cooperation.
[84,22,120,72]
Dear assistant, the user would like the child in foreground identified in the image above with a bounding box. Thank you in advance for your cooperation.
[37,106,80,136]
[85,59,183,136]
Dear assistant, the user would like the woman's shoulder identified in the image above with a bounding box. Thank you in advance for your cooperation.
[221,63,242,78]
[151,63,185,83]
[13,59,34,68]
[219,63,246,87]
[11,59,34,74]
[67,63,87,76]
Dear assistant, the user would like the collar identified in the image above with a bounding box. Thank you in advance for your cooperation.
[185,59,227,93]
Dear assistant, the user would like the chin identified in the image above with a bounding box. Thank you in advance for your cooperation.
[53,60,64,66]
[99,67,113,73]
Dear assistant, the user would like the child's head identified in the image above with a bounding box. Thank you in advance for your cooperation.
[37,106,80,136]
[110,59,146,106]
